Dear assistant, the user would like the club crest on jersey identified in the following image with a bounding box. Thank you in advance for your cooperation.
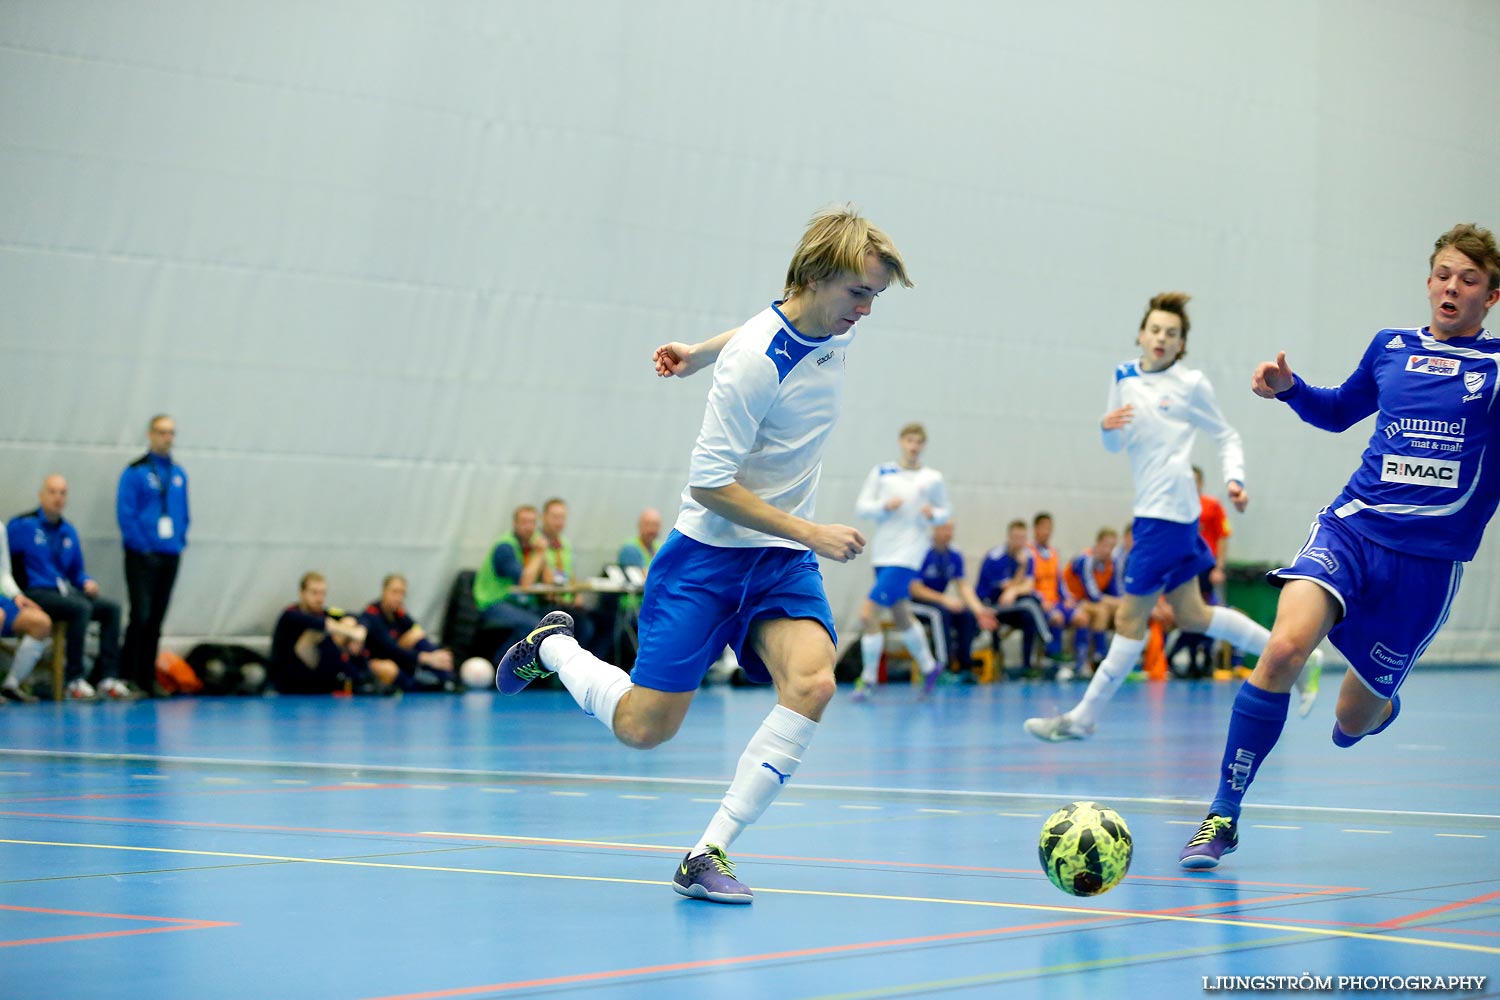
[1463,371,1486,402]
[1405,355,1460,376]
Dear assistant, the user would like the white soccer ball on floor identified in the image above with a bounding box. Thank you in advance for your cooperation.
[459,657,496,690]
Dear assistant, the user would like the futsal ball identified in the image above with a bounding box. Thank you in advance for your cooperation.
[1038,801,1133,896]
[459,657,496,690]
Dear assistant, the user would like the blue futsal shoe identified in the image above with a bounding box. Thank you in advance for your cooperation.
[1179,814,1239,869]
[672,845,753,904]
[494,611,575,695]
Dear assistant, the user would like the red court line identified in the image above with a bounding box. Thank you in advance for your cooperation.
[1374,890,1500,930]
[356,915,1124,1000]
[0,904,235,949]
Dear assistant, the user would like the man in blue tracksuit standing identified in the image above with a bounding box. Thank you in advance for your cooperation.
[116,414,190,696]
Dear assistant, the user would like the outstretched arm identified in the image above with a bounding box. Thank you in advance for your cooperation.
[652,328,739,378]
[1255,347,1378,433]
[690,483,866,562]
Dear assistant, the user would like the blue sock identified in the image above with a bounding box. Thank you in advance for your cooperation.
[1075,628,1091,667]
[1332,694,1401,748]
[1094,630,1109,659]
[1046,629,1063,660]
[1208,681,1290,821]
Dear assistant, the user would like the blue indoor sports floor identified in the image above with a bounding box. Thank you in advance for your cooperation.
[2,669,1497,999]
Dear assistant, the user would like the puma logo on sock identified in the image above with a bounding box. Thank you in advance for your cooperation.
[760,762,790,784]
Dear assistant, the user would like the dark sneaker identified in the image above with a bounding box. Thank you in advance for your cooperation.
[672,845,753,904]
[494,612,574,695]
[1179,814,1239,869]
[0,684,39,705]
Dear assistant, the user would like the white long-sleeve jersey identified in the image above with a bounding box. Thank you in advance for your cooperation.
[1101,359,1245,524]
[675,304,853,548]
[854,463,950,569]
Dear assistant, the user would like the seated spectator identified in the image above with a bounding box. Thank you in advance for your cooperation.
[909,522,997,677]
[1062,527,1124,678]
[616,507,661,579]
[1,519,52,703]
[8,475,129,699]
[1029,511,1091,677]
[473,504,545,650]
[359,574,454,691]
[271,572,397,694]
[521,497,604,657]
[975,519,1052,677]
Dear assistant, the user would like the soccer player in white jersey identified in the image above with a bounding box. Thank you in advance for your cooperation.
[1026,292,1322,743]
[851,422,963,699]
[1179,223,1500,869]
[494,205,911,903]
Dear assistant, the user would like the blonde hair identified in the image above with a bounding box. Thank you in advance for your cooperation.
[783,204,912,299]
[299,571,326,592]
[898,422,926,441]
[1431,223,1500,291]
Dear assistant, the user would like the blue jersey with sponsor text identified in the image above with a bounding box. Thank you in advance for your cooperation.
[1278,327,1500,562]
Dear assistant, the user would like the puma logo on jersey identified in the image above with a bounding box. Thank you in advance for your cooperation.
[774,344,792,360]
[760,762,790,784]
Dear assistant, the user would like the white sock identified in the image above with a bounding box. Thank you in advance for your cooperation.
[1070,634,1145,729]
[1204,606,1270,656]
[694,704,817,856]
[4,636,46,688]
[859,632,884,685]
[899,623,937,675]
[542,634,632,734]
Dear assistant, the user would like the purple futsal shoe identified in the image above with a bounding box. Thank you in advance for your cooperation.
[672,845,753,904]
[1178,814,1239,870]
[494,611,575,695]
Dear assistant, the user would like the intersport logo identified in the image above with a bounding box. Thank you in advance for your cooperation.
[1405,356,1460,376]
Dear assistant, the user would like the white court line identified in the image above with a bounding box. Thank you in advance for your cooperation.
[840,805,880,811]
[480,787,517,794]
[1436,833,1485,839]
[131,774,170,781]
[201,777,242,784]
[1342,829,1392,835]
[6,750,1496,823]
[407,784,449,790]
[770,801,804,808]
[272,779,309,785]
[549,791,587,797]
[998,812,1041,819]
[0,771,31,777]
[619,795,659,801]
[1251,825,1301,830]
[919,808,961,814]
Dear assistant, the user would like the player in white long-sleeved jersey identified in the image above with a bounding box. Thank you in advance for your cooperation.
[1179,223,1500,870]
[850,423,953,699]
[493,205,911,903]
[1026,291,1320,743]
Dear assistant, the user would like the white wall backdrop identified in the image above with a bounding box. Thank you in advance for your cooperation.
[3,0,1498,662]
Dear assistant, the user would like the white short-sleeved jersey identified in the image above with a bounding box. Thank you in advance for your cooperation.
[1102,359,1245,524]
[674,304,853,548]
[854,463,950,569]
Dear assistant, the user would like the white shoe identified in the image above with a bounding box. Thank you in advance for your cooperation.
[1056,665,1075,682]
[1293,648,1324,719]
[66,678,97,700]
[98,678,134,700]
[1024,713,1094,742]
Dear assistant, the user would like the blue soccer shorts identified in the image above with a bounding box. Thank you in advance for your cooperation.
[1270,508,1463,700]
[867,566,920,607]
[630,530,838,693]
[0,595,17,638]
[1122,516,1215,597]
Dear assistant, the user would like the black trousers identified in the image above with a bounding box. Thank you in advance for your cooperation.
[23,588,121,683]
[123,550,180,692]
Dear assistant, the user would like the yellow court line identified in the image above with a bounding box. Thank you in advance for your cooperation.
[3,838,1495,957]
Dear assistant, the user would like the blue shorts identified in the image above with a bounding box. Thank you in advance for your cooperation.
[867,566,920,607]
[1270,508,1463,700]
[631,530,838,693]
[0,596,17,638]
[1122,517,1215,597]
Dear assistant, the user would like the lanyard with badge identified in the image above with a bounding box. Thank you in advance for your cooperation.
[152,460,174,541]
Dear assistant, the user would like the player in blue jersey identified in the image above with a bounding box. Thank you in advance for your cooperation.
[851,422,952,700]
[1026,291,1322,742]
[1180,223,1500,869]
[494,205,911,903]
